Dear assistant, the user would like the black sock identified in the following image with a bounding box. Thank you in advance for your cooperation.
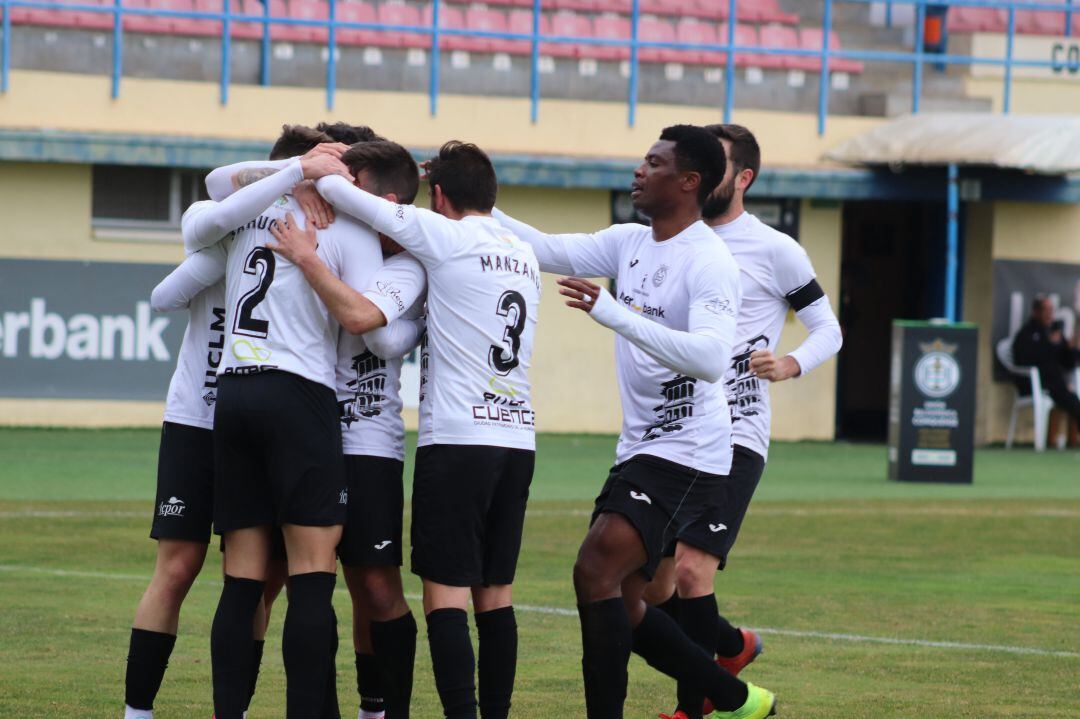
[283,572,338,719]
[656,591,682,623]
[356,652,385,714]
[715,613,745,657]
[676,595,722,719]
[371,612,418,719]
[245,639,266,712]
[631,605,748,713]
[211,576,266,719]
[475,607,517,719]
[577,598,631,719]
[426,608,477,719]
[322,610,341,719]
[125,628,177,710]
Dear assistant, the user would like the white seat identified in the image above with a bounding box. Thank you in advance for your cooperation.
[996,337,1055,452]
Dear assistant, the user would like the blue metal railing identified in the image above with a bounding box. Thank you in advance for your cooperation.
[0,0,1076,133]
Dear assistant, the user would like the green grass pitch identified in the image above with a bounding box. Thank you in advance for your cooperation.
[0,428,1077,717]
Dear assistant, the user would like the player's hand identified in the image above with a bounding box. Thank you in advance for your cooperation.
[302,141,350,160]
[267,212,318,266]
[418,159,432,181]
[749,350,801,382]
[558,277,601,313]
[293,180,335,229]
[1050,329,1064,345]
[300,152,351,182]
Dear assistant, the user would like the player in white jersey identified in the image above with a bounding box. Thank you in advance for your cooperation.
[493,126,776,719]
[118,153,339,719]
[265,139,430,719]
[290,140,540,719]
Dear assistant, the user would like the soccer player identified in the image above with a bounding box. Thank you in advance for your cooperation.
[493,125,776,719]
[120,148,345,719]
[644,124,843,719]
[267,140,430,719]
[181,125,386,719]
[306,140,541,719]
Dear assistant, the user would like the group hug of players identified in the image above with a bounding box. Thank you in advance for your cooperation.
[122,120,842,719]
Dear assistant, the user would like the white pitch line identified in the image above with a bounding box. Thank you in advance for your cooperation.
[0,563,1076,659]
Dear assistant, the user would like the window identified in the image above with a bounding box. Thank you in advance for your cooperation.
[92,165,209,231]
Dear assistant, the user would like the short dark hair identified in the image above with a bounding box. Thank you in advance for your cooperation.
[705,123,761,191]
[426,141,498,213]
[316,122,384,145]
[658,124,726,207]
[341,140,419,204]
[269,124,333,160]
[1032,295,1050,313]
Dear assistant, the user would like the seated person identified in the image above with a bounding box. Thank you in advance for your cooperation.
[1012,296,1080,425]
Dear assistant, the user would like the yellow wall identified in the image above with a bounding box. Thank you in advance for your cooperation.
[769,200,842,442]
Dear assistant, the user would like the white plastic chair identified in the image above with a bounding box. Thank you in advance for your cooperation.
[997,337,1053,452]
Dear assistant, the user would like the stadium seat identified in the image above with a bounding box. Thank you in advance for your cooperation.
[641,0,695,16]
[736,0,797,24]
[947,6,1006,33]
[503,9,549,56]
[72,0,115,30]
[377,2,428,48]
[798,27,864,73]
[21,0,77,27]
[593,0,630,13]
[1016,2,1068,36]
[336,1,382,47]
[122,0,173,34]
[289,0,329,42]
[737,23,783,68]
[161,0,219,37]
[692,0,729,21]
[637,15,677,63]
[465,6,512,53]
[544,11,590,58]
[230,0,268,40]
[586,13,631,61]
[421,4,472,51]
[675,18,727,66]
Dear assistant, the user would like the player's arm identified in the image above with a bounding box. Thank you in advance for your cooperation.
[267,212,388,335]
[203,142,349,200]
[316,175,463,267]
[150,244,227,311]
[490,208,623,278]
[558,261,739,384]
[358,254,428,359]
[749,241,842,382]
[364,303,426,360]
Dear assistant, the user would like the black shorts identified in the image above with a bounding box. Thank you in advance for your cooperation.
[411,444,535,587]
[591,453,723,580]
[150,422,215,543]
[338,454,405,568]
[664,445,765,570]
[213,371,347,533]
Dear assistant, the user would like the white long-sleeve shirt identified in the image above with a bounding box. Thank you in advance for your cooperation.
[493,209,741,476]
[711,211,843,460]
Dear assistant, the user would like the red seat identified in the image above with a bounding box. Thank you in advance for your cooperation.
[230,0,267,40]
[545,11,590,58]
[73,0,115,30]
[551,0,596,11]
[737,0,797,24]
[637,15,677,63]
[676,18,726,65]
[122,0,172,33]
[23,0,80,27]
[593,0,630,13]
[586,13,630,60]
[378,2,427,48]
[641,0,695,15]
[693,0,730,20]
[503,9,549,55]
[421,4,472,51]
[760,24,803,68]
[727,22,779,68]
[799,27,863,73]
[263,0,310,41]
[160,0,218,36]
[336,0,382,47]
[1016,1,1068,36]
[947,7,1006,32]
[190,0,225,36]
[466,6,511,53]
[289,0,328,42]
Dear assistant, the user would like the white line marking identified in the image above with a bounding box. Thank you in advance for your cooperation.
[0,563,1075,659]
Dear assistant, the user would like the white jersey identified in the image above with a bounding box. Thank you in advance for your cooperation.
[494,213,741,476]
[318,176,541,451]
[337,252,427,460]
[215,196,383,389]
[713,212,826,460]
[161,279,227,430]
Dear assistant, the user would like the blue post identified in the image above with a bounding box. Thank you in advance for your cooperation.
[912,0,924,113]
[220,0,231,105]
[627,0,640,127]
[945,163,959,322]
[260,0,270,86]
[884,0,892,28]
[2,0,11,93]
[1004,5,1015,114]
[529,0,540,123]
[111,0,122,99]
[326,0,336,110]
[723,0,736,123]
[1067,0,1074,38]
[817,0,832,136]
[429,0,439,116]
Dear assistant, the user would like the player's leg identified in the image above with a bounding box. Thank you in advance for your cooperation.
[246,542,289,715]
[643,555,681,620]
[125,421,215,719]
[669,542,723,719]
[471,447,532,719]
[423,580,476,719]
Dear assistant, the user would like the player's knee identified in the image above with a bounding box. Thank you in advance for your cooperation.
[675,555,716,597]
[573,549,617,599]
[156,550,204,597]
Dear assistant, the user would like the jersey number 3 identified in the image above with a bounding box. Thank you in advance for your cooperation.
[234,247,276,338]
[489,290,526,376]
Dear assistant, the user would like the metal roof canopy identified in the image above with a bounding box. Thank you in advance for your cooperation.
[824,113,1080,176]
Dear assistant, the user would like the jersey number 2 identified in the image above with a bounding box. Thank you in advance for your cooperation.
[233,247,276,338]
[489,290,526,376]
